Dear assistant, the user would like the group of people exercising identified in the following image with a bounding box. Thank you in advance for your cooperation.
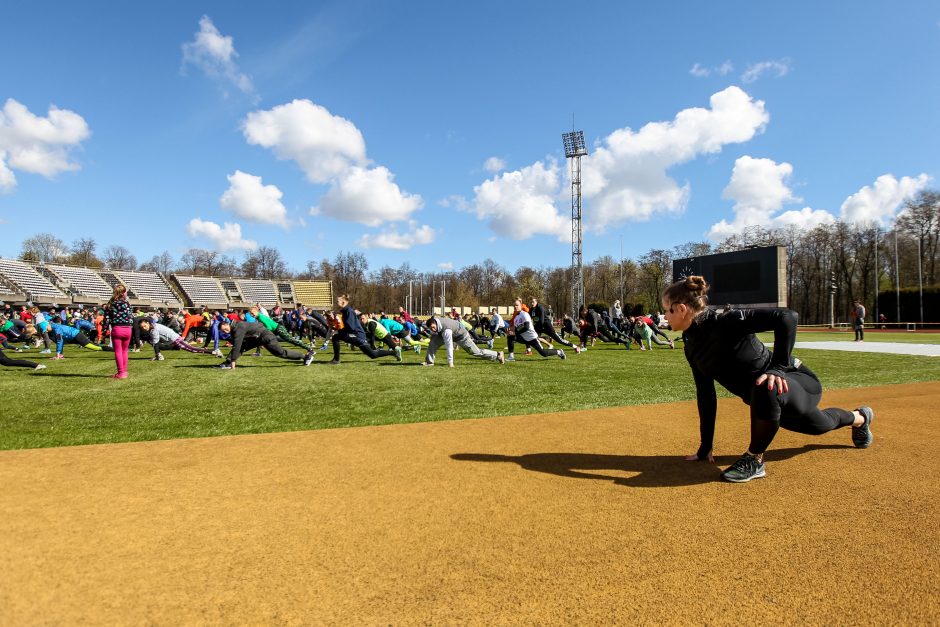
[1,276,874,483]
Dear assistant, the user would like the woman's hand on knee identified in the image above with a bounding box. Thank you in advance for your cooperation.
[756,372,788,395]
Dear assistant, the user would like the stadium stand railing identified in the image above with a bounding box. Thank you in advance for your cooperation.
[291,280,333,309]
[220,280,243,304]
[236,279,278,308]
[276,282,295,305]
[0,258,67,303]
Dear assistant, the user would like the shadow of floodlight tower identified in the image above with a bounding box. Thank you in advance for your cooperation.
[562,129,587,318]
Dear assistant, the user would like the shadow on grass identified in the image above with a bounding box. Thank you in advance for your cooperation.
[378,362,425,366]
[452,444,852,488]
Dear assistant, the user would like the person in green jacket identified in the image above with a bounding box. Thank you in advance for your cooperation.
[249,305,314,353]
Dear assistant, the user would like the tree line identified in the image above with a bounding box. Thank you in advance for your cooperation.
[14,190,940,324]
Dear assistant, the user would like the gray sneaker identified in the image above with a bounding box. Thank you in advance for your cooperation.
[558,349,566,360]
[721,453,766,483]
[303,350,315,367]
[853,406,874,448]
[394,346,402,362]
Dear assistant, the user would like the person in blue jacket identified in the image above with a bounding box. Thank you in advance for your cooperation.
[329,294,401,365]
[41,322,108,359]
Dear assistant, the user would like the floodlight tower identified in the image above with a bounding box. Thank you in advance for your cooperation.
[562,129,588,315]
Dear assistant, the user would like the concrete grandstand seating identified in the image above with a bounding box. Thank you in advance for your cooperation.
[47,264,113,300]
[236,279,278,307]
[172,275,227,307]
[0,258,67,302]
[291,280,333,309]
[117,270,180,304]
[276,282,295,305]
[220,280,243,304]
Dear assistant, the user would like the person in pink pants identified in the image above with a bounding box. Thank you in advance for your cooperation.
[103,285,134,379]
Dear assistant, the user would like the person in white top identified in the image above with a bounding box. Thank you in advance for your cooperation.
[506,298,566,362]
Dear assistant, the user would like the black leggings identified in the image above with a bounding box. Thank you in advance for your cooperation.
[536,322,574,348]
[507,335,560,357]
[854,319,864,341]
[332,333,395,361]
[0,348,38,368]
[747,367,855,454]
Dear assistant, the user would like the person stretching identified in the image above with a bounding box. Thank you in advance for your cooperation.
[43,322,107,359]
[328,295,401,365]
[138,319,217,361]
[0,348,45,370]
[216,319,310,369]
[662,275,874,483]
[530,297,579,353]
[507,298,566,361]
[423,316,504,367]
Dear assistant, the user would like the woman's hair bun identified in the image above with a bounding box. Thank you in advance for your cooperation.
[685,275,709,293]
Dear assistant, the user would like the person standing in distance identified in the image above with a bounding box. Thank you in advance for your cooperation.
[662,275,874,483]
[104,284,134,379]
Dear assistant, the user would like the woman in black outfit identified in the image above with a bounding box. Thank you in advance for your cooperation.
[662,275,874,483]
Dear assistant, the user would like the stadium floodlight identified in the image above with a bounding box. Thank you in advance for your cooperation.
[562,131,587,158]
[562,129,588,315]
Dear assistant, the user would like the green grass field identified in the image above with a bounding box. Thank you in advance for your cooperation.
[3,331,939,451]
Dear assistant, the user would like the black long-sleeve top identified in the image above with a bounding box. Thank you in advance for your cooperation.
[228,321,269,362]
[683,307,798,458]
[530,304,548,327]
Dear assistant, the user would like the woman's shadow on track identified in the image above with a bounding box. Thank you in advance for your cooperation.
[452,444,851,488]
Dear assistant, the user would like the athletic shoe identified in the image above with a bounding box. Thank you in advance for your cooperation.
[394,346,403,362]
[852,406,874,448]
[111,373,128,379]
[721,453,766,483]
[487,339,494,350]
[669,340,675,349]
[53,355,65,360]
[217,363,233,369]
[525,348,532,356]
[211,349,223,357]
[497,351,505,364]
[252,351,261,357]
[131,348,140,353]
[39,349,51,354]
[413,344,420,354]
[506,354,515,362]
[574,345,581,354]
[558,349,566,360]
[328,359,340,365]
[33,364,47,371]
[151,354,165,361]
[303,351,315,367]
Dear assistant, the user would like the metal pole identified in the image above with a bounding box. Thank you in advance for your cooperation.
[874,226,879,326]
[918,236,924,324]
[895,228,901,325]
[619,234,624,304]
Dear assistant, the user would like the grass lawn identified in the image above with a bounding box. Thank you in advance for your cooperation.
[3,331,939,451]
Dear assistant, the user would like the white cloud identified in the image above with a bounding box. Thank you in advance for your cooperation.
[356,222,436,250]
[464,86,768,241]
[483,156,506,173]
[839,174,930,225]
[182,15,256,99]
[708,156,815,240]
[439,194,470,211]
[219,170,289,228]
[437,261,454,270]
[186,218,257,251]
[0,98,90,192]
[470,159,570,240]
[243,99,366,184]
[741,58,792,83]
[313,165,423,226]
[689,61,733,78]
[582,86,769,231]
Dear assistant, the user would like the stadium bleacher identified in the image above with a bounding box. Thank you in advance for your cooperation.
[236,279,278,307]
[172,274,228,307]
[220,280,243,304]
[292,280,333,308]
[47,264,113,300]
[117,270,181,305]
[276,282,295,305]
[0,258,67,302]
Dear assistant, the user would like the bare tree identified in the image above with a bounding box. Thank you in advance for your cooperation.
[103,245,138,270]
[19,233,67,263]
[139,251,175,274]
[241,246,288,279]
[178,248,237,276]
[66,238,102,267]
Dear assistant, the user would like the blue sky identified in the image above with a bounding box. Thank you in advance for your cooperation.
[1,1,938,273]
